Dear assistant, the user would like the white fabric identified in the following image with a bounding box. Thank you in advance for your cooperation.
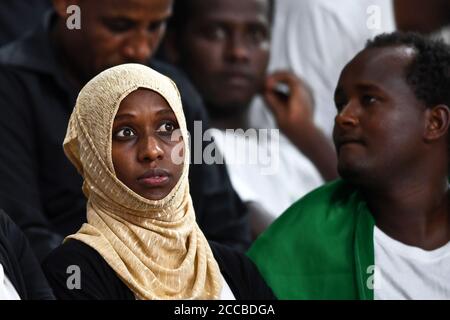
[432,26,450,44]
[250,0,396,138]
[219,276,236,300]
[0,264,20,300]
[374,226,450,300]
[210,128,323,218]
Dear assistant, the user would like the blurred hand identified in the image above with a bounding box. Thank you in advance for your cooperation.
[263,70,315,138]
[263,70,338,181]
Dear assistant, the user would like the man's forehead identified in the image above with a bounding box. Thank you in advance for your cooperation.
[190,0,270,22]
[362,45,416,67]
[90,0,172,14]
[342,45,417,84]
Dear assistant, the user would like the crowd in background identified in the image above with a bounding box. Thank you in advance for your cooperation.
[0,0,449,300]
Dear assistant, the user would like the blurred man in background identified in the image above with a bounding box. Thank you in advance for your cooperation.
[0,0,251,261]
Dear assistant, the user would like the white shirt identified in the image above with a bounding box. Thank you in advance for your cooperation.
[0,263,21,300]
[432,26,450,44]
[219,276,236,300]
[211,128,323,218]
[374,226,450,300]
[250,0,396,138]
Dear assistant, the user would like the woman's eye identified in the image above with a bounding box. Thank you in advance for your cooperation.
[115,127,136,138]
[157,122,177,133]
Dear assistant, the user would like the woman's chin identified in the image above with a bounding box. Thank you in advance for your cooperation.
[138,188,171,201]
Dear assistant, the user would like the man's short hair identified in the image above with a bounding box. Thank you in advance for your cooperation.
[366,32,450,108]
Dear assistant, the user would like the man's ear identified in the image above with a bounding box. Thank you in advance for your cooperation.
[162,31,181,64]
[424,104,450,142]
[52,0,80,19]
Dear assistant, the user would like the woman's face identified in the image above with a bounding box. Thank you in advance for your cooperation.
[112,89,184,200]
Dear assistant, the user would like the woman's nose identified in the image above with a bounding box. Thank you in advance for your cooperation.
[137,136,164,162]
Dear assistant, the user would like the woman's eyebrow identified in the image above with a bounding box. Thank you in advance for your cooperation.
[155,109,175,116]
[114,113,136,120]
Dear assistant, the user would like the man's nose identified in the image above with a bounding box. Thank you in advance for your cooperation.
[335,101,360,128]
[137,135,164,163]
[123,30,154,63]
[225,34,251,62]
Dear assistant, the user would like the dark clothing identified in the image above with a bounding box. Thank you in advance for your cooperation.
[0,12,251,262]
[0,209,55,300]
[43,239,276,300]
[0,0,51,46]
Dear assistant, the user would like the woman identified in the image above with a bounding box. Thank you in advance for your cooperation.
[43,63,274,300]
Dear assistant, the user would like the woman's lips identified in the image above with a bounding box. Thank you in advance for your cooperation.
[137,169,170,187]
[138,176,169,187]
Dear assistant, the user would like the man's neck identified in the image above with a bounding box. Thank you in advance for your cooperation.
[394,0,449,34]
[209,106,251,131]
[362,172,450,250]
[51,19,85,90]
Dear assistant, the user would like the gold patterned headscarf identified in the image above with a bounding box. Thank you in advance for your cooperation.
[63,63,222,300]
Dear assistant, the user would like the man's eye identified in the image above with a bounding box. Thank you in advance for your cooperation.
[148,20,166,32]
[204,26,227,41]
[157,122,177,133]
[247,26,269,45]
[115,127,136,138]
[335,99,347,112]
[362,95,378,105]
[103,19,134,33]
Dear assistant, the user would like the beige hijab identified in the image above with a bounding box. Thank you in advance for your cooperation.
[63,63,222,300]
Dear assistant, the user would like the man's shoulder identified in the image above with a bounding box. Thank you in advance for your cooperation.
[0,41,19,65]
[246,180,367,299]
[0,209,28,256]
[0,23,55,78]
[0,39,60,106]
[275,180,358,225]
[0,48,45,86]
[248,180,361,252]
[0,209,15,238]
[150,59,189,87]
[0,62,43,113]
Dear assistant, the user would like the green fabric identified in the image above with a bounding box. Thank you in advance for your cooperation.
[247,180,375,300]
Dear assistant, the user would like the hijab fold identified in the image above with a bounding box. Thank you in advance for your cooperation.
[63,63,222,300]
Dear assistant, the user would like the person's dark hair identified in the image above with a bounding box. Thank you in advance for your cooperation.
[169,0,275,32]
[365,32,450,108]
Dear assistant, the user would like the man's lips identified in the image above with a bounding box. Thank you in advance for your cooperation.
[137,168,170,187]
[220,72,254,86]
[335,137,365,150]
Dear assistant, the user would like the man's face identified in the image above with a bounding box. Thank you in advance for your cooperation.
[59,0,173,81]
[332,46,428,186]
[177,0,271,115]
